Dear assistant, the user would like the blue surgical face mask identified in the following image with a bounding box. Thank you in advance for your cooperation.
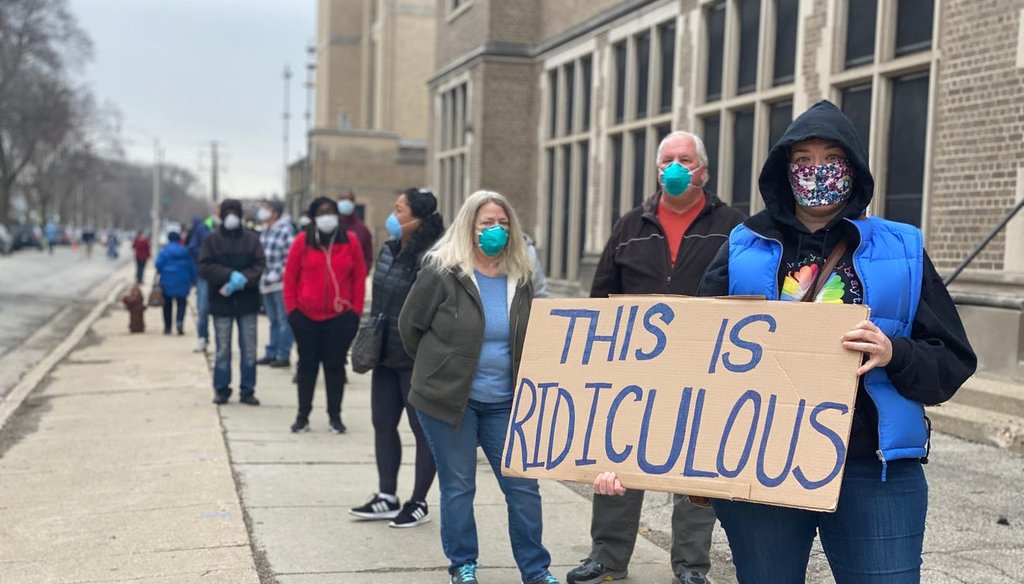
[660,162,702,196]
[385,213,402,239]
[477,224,509,257]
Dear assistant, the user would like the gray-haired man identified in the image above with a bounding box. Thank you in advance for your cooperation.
[567,131,746,584]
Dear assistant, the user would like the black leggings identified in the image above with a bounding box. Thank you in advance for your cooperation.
[288,310,359,420]
[371,365,436,502]
[162,296,187,332]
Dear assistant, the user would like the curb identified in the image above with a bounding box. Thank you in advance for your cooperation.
[0,266,132,431]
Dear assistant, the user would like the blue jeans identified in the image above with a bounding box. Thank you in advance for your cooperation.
[213,313,258,398]
[417,400,553,584]
[713,458,927,584]
[195,278,211,341]
[261,290,293,361]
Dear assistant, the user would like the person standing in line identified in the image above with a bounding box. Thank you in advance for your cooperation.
[155,231,196,335]
[337,190,373,270]
[106,230,120,260]
[283,197,366,434]
[199,199,265,406]
[256,199,295,368]
[188,209,215,353]
[566,131,746,584]
[133,231,150,283]
[350,188,444,528]
[687,100,974,583]
[399,190,561,584]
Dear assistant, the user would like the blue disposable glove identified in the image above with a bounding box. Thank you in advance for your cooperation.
[229,271,248,289]
[220,271,248,296]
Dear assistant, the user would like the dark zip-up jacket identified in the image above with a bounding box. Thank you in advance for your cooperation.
[399,264,533,427]
[371,239,427,370]
[198,227,265,317]
[698,100,976,459]
[590,191,746,298]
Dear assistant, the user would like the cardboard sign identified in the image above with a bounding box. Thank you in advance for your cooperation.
[501,296,869,512]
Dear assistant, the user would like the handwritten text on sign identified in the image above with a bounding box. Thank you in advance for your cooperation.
[500,297,868,512]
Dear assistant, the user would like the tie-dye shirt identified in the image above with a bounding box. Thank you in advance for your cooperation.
[779,253,863,304]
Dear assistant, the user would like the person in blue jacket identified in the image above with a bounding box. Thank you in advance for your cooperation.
[156,231,197,336]
[594,101,977,583]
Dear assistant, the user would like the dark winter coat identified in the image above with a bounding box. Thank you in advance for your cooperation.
[370,240,426,370]
[590,191,746,298]
[198,227,266,317]
[155,242,196,298]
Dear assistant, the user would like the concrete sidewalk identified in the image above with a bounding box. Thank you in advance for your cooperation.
[4,286,1021,584]
[0,290,260,583]
[226,327,692,583]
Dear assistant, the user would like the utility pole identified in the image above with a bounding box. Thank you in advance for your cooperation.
[305,43,316,205]
[151,139,162,259]
[283,65,292,200]
[210,140,220,203]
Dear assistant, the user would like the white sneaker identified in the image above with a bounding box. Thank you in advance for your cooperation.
[194,338,208,353]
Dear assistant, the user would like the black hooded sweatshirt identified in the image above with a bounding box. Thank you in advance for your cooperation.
[699,101,976,460]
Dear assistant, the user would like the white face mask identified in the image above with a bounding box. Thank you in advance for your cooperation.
[337,199,355,216]
[256,208,272,223]
[223,214,241,230]
[315,214,339,233]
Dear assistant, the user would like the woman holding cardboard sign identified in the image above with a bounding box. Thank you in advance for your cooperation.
[399,190,560,584]
[596,101,976,583]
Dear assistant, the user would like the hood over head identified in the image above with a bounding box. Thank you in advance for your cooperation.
[220,198,243,219]
[758,100,872,232]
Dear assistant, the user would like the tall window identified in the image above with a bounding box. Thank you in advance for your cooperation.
[885,72,929,226]
[607,17,678,226]
[437,82,469,221]
[699,1,797,213]
[840,84,872,159]
[541,54,595,280]
[834,0,937,228]
[731,109,755,217]
[772,0,798,85]
[844,0,877,68]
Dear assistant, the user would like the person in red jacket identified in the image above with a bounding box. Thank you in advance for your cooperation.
[133,231,151,284]
[283,197,367,434]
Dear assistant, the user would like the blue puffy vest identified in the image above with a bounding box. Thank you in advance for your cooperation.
[727,217,927,478]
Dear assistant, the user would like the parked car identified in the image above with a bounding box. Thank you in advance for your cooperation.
[0,225,13,255]
[12,225,43,251]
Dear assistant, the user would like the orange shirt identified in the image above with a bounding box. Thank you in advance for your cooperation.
[657,193,706,266]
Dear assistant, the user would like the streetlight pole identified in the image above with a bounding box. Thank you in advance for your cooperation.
[150,139,162,259]
[305,43,316,207]
[282,65,292,201]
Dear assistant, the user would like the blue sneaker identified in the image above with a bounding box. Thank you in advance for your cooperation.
[526,574,562,584]
[451,562,478,583]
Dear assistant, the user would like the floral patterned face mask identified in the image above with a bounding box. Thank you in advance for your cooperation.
[788,159,853,207]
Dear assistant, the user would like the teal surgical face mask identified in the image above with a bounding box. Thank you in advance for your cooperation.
[477,224,509,257]
[659,161,703,196]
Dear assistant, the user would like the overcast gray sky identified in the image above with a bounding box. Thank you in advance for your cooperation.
[70,0,316,200]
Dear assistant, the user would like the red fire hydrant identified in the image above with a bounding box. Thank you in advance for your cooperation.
[121,284,146,333]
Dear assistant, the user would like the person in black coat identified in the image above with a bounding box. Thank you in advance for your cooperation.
[199,198,266,406]
[349,188,445,528]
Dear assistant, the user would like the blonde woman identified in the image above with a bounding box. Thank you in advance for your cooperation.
[399,191,559,584]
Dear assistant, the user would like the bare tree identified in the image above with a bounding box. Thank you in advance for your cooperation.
[0,0,92,224]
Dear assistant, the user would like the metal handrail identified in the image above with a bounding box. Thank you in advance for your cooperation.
[944,198,1024,286]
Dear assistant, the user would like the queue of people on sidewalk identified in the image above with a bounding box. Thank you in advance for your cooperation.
[159,101,974,584]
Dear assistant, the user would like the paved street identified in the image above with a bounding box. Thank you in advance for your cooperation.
[0,245,129,400]
[0,279,1022,583]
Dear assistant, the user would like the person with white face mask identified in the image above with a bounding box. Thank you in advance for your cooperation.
[282,197,367,434]
[257,199,296,369]
[198,198,266,406]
